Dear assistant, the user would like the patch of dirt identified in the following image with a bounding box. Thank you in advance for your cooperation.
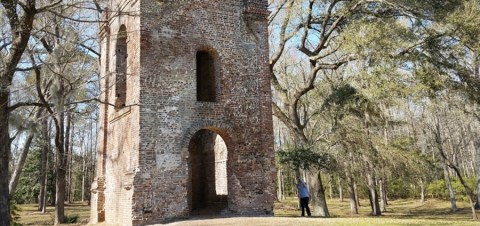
[154,217,326,226]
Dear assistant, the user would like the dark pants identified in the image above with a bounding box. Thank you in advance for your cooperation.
[300,197,311,216]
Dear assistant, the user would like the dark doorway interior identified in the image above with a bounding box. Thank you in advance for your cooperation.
[188,129,228,215]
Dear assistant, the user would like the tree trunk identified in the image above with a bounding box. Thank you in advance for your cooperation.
[476,176,480,209]
[9,109,43,194]
[68,149,73,203]
[310,171,330,217]
[420,179,425,203]
[65,111,72,204]
[368,188,374,213]
[69,119,75,203]
[328,174,334,200]
[346,168,358,215]
[8,130,35,194]
[54,111,67,224]
[295,169,301,209]
[0,88,11,226]
[383,179,388,206]
[469,196,478,220]
[442,159,457,211]
[338,177,344,202]
[473,138,480,209]
[354,181,360,208]
[81,129,86,203]
[41,152,49,213]
[280,169,285,201]
[38,117,49,211]
[379,177,387,212]
[277,168,283,201]
[367,169,381,216]
[55,157,66,224]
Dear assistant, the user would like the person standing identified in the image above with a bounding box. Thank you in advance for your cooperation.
[296,178,311,217]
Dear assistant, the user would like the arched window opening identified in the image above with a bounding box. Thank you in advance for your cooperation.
[196,51,216,102]
[115,25,128,109]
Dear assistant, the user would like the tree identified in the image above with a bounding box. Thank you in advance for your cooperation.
[0,1,38,223]
[1,0,100,224]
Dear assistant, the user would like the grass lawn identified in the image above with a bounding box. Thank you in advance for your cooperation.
[16,202,90,225]
[272,197,479,225]
[16,198,480,225]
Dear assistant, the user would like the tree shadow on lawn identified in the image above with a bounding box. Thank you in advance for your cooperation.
[385,206,475,221]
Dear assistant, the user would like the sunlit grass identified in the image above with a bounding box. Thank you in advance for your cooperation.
[16,198,480,225]
[17,202,90,225]
[274,197,478,224]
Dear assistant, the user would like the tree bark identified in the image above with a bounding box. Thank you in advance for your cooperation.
[476,176,480,209]
[310,171,330,217]
[54,111,67,225]
[367,168,381,216]
[473,138,480,209]
[277,168,283,201]
[8,129,36,194]
[379,177,387,212]
[346,167,358,215]
[280,169,285,201]
[80,126,87,203]
[65,111,72,203]
[420,179,425,203]
[0,88,11,226]
[44,151,51,211]
[38,116,49,211]
[354,181,360,208]
[338,177,344,202]
[442,158,457,211]
[81,144,86,203]
[328,174,334,200]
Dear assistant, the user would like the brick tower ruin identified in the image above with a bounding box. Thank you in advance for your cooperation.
[90,1,276,225]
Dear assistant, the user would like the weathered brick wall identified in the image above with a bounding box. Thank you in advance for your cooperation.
[91,0,141,225]
[135,0,275,224]
[92,0,276,225]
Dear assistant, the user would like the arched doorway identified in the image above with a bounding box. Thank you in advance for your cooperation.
[188,129,228,215]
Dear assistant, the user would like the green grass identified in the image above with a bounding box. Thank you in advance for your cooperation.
[16,199,480,225]
[17,202,90,225]
[274,197,480,225]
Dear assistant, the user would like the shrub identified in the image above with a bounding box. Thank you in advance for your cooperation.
[388,179,416,199]
[64,215,79,224]
[426,177,476,201]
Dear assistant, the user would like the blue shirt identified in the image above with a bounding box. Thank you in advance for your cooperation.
[297,182,309,198]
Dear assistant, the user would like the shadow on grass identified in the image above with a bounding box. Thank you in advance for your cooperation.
[387,207,474,220]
